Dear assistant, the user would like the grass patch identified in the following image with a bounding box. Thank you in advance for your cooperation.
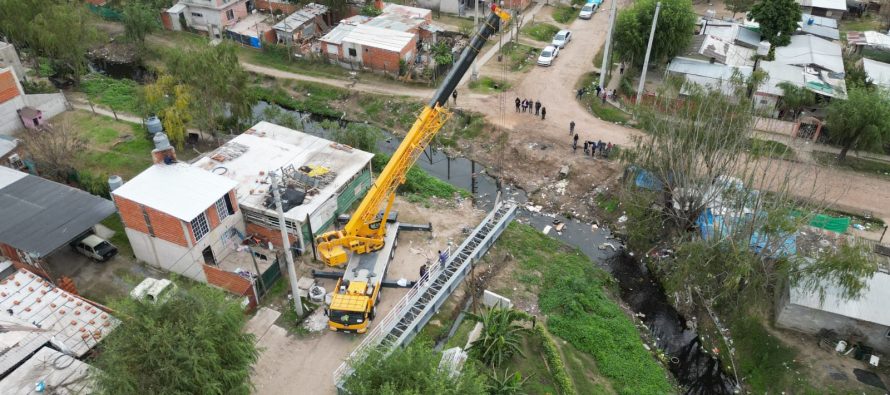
[241,47,352,79]
[444,318,476,349]
[577,72,630,124]
[467,77,511,93]
[812,151,890,179]
[502,332,560,394]
[552,6,579,24]
[65,111,153,179]
[101,215,133,258]
[372,153,471,202]
[861,47,890,63]
[746,138,794,160]
[497,223,674,394]
[523,22,560,41]
[249,83,345,118]
[731,316,800,393]
[80,73,141,114]
[839,16,882,32]
[356,95,423,132]
[561,340,615,394]
[596,193,619,213]
[500,42,540,72]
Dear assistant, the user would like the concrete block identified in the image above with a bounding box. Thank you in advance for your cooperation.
[482,289,512,309]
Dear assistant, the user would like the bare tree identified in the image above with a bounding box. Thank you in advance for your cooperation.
[17,119,86,182]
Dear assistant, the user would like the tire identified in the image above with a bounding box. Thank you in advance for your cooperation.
[369,306,377,320]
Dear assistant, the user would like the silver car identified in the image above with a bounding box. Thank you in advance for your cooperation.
[552,30,572,48]
[580,3,597,19]
[537,45,559,66]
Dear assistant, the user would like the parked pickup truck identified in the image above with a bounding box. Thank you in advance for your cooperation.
[70,234,118,262]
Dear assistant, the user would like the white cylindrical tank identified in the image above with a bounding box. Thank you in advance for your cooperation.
[153,132,172,150]
[146,116,163,135]
[108,175,123,192]
[835,340,847,353]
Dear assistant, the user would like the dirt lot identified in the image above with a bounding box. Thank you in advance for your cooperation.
[249,197,484,395]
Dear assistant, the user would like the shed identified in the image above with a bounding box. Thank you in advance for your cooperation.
[0,167,116,259]
[272,3,330,44]
[17,106,41,129]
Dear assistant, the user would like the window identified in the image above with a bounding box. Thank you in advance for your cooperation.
[348,48,357,57]
[191,213,210,241]
[226,9,234,20]
[191,12,203,17]
[215,197,230,221]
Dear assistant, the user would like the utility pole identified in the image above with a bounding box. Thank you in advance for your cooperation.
[471,0,480,80]
[599,0,618,91]
[636,2,661,106]
[270,171,304,317]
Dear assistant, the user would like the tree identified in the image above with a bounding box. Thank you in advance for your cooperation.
[725,0,756,18]
[143,74,192,148]
[613,0,696,67]
[824,85,890,161]
[165,44,256,136]
[777,81,815,120]
[122,1,160,50]
[331,123,382,152]
[0,0,47,49]
[31,4,104,85]
[749,0,801,60]
[343,341,487,394]
[465,308,531,368]
[93,284,258,394]
[17,118,85,182]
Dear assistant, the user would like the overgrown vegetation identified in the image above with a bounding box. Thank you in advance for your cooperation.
[93,284,259,394]
[372,153,471,202]
[522,22,560,41]
[577,73,630,124]
[613,0,695,66]
[552,6,579,24]
[499,223,674,394]
[746,138,794,160]
[468,77,511,93]
[344,341,488,394]
[500,42,539,72]
[81,74,142,114]
[249,82,345,118]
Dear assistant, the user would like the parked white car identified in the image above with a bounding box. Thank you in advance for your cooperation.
[537,45,560,66]
[70,233,118,262]
[552,30,572,48]
[580,3,597,19]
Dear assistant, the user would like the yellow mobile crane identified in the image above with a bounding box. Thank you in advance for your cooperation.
[318,5,510,333]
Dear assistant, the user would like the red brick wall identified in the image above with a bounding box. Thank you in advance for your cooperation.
[203,264,257,308]
[160,11,174,30]
[246,222,296,249]
[361,35,416,73]
[0,70,21,104]
[114,195,189,247]
[255,0,299,14]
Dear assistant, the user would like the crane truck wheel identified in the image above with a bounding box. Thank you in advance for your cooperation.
[370,306,377,320]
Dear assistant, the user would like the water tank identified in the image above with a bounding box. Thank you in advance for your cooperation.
[807,17,815,26]
[146,116,163,135]
[108,175,123,192]
[756,41,771,56]
[153,132,172,150]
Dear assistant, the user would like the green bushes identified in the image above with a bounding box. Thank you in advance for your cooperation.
[249,85,343,118]
[552,6,579,23]
[468,77,511,93]
[372,153,471,202]
[523,23,560,41]
[535,325,578,395]
[80,74,141,114]
[499,223,674,395]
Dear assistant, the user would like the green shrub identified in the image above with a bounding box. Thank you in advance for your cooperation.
[552,6,579,24]
[468,77,510,93]
[523,23,560,41]
[535,325,578,395]
[372,153,470,201]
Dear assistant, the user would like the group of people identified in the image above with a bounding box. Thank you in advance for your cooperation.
[515,97,547,120]
[570,122,614,158]
[576,85,619,104]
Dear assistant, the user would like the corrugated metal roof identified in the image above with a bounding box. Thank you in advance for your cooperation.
[798,23,840,41]
[789,268,890,326]
[320,16,369,45]
[801,13,838,28]
[797,0,847,10]
[668,57,753,96]
[863,58,890,88]
[0,167,116,256]
[342,24,415,52]
[758,61,806,96]
[774,34,844,73]
[273,3,329,33]
[112,163,236,222]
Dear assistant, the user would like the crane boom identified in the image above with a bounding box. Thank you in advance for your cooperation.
[316,6,510,266]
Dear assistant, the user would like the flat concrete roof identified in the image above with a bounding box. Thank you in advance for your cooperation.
[113,163,237,222]
[342,24,415,52]
[790,269,890,327]
[191,121,373,226]
[0,347,93,394]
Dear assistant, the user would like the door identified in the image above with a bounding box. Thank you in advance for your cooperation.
[202,246,216,265]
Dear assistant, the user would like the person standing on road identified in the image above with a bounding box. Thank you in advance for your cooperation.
[419,263,428,284]
[452,90,458,105]
[589,140,596,156]
[569,120,575,135]
[583,141,589,155]
[527,98,533,115]
[572,134,579,152]
[595,85,602,97]
[534,100,541,115]
[576,88,584,99]
[515,97,521,112]
[601,92,607,104]
[620,62,625,74]
[541,107,546,120]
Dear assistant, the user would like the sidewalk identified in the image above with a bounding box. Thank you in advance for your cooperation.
[69,98,212,141]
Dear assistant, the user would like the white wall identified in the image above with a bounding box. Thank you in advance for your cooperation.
[0,97,25,136]
[24,93,68,119]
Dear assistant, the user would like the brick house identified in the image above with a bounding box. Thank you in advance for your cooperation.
[111,138,275,308]
[164,0,251,38]
[321,24,417,73]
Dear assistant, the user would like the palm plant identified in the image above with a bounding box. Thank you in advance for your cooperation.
[466,307,532,368]
[486,369,531,395]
